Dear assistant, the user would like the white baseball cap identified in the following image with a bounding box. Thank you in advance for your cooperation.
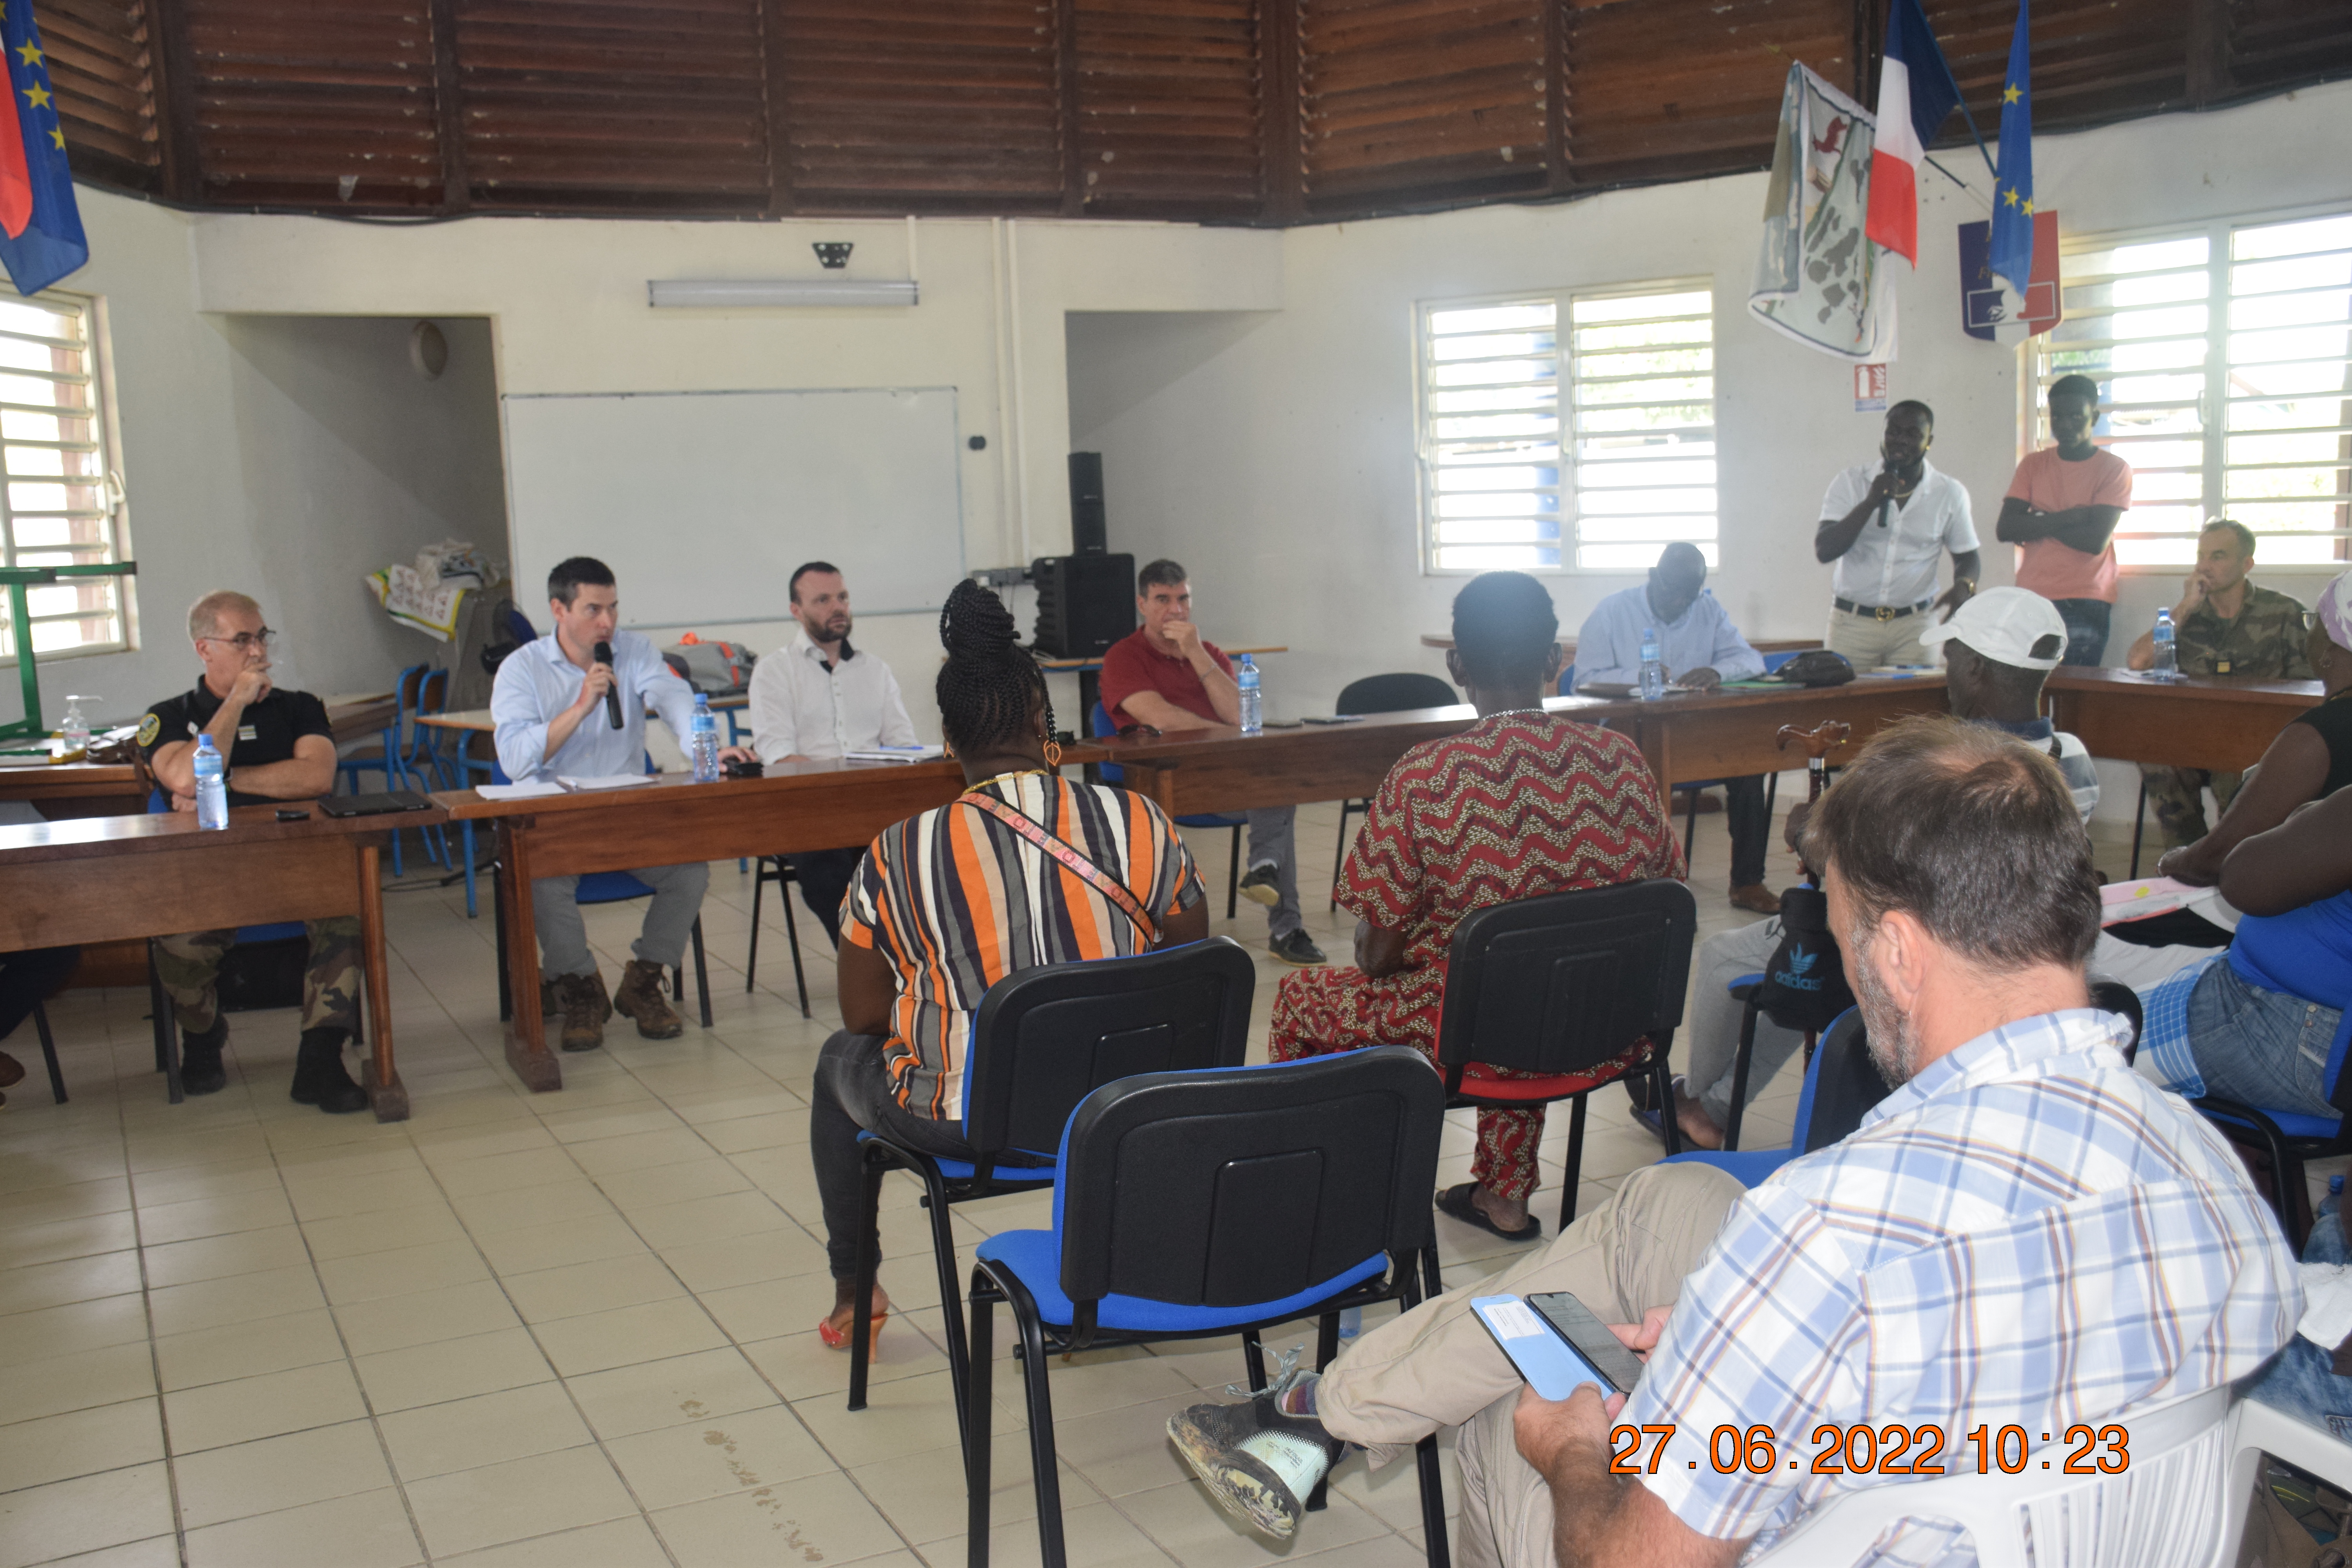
[1920,587,2069,670]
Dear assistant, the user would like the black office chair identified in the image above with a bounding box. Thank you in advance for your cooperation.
[2087,978,2145,1065]
[967,1047,1451,1568]
[743,857,811,1018]
[1434,879,1697,1230]
[1328,673,1459,907]
[846,936,1259,1435]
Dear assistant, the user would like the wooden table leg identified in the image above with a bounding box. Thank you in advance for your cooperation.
[355,840,408,1123]
[499,819,562,1093]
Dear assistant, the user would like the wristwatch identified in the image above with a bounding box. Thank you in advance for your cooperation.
[1954,579,1978,596]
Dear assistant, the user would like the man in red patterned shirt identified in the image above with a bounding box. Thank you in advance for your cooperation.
[1270,572,1684,1240]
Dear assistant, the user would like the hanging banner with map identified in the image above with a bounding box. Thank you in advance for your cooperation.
[1749,64,1896,363]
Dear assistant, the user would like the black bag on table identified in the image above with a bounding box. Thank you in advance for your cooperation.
[1772,650,1855,688]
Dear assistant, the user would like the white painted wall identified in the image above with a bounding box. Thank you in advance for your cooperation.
[0,183,508,731]
[1068,80,2352,813]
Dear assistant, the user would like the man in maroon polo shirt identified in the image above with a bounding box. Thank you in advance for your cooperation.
[1098,559,1325,967]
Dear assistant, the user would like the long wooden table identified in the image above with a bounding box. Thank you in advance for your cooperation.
[1091,677,1952,815]
[0,803,420,1120]
[437,760,973,1092]
[0,694,407,820]
[2045,668,2321,773]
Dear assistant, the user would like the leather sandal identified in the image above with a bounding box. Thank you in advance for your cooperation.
[1435,1181,1541,1241]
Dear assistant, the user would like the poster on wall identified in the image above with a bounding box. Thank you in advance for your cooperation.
[1960,211,2062,344]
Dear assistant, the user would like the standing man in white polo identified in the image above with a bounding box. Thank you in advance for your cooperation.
[747,561,919,945]
[1813,399,1981,668]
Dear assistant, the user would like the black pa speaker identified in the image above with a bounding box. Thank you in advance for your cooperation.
[1069,452,1108,555]
[1032,552,1134,657]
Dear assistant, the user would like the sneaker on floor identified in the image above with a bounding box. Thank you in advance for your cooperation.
[1238,862,1282,907]
[1167,1369,1343,1541]
[1268,929,1326,967]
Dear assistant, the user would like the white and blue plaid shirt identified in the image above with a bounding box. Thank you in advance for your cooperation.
[1625,1009,2299,1565]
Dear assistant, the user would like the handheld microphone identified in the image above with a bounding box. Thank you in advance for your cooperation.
[592,640,622,730]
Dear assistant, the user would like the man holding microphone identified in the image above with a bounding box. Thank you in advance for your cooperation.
[491,556,751,1052]
[1813,400,1981,668]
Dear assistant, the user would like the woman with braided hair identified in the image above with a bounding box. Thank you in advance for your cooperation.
[809,579,1211,1350]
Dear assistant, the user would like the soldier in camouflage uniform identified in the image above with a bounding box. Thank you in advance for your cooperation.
[2125,519,2314,848]
[140,590,373,1113]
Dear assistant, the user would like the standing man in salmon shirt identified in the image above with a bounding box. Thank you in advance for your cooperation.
[1997,373,2133,665]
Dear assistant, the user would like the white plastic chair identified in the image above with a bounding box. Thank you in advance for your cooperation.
[2227,1395,2352,1542]
[1748,1387,2233,1568]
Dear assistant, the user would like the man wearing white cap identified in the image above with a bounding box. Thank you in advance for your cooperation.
[1657,588,2208,1148]
[2156,568,2352,890]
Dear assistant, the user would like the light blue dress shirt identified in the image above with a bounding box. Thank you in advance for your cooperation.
[490,630,698,782]
[1573,585,1764,690]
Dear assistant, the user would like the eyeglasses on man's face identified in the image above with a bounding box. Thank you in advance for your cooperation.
[202,628,275,652]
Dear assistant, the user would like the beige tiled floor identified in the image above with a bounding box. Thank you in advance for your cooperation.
[9,793,2218,1567]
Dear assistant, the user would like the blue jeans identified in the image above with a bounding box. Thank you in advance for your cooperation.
[2238,1206,2352,1441]
[2189,960,2343,1120]
[2051,598,2112,666]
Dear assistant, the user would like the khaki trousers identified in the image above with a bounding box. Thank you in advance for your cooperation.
[1318,1162,1747,1568]
[1824,605,1931,669]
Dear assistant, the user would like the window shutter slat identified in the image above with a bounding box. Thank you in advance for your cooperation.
[1075,0,1262,217]
[42,0,164,189]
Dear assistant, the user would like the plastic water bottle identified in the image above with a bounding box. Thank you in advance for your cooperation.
[2322,1172,2344,1225]
[2151,608,2178,681]
[58,694,91,757]
[690,694,721,783]
[1338,1306,1363,1340]
[192,734,229,830]
[1236,655,1262,735]
[1639,628,1666,702]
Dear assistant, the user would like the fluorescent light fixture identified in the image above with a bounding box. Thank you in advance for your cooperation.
[647,278,918,309]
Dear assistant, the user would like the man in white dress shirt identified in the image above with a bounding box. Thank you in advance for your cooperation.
[746,561,919,945]
[1815,400,1981,668]
[1575,544,1777,913]
[491,556,750,1053]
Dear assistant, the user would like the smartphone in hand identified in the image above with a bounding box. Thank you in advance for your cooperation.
[1470,1295,1613,1402]
[1525,1291,1647,1394]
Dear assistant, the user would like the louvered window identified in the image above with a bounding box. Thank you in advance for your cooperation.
[1417,282,1717,573]
[1074,0,1263,217]
[42,0,163,191]
[2036,210,2351,567]
[0,290,131,664]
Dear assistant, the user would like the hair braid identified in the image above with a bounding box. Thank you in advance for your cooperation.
[936,579,1055,753]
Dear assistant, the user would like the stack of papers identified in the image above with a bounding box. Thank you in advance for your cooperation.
[2100,876,2237,931]
[556,775,658,792]
[846,745,946,764]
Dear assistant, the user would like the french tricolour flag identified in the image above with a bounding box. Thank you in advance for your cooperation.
[1865,0,1964,266]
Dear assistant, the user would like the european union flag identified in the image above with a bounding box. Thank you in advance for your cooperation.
[0,0,86,296]
[1987,0,2034,303]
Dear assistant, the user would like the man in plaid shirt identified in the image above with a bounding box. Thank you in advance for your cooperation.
[1171,716,2298,1566]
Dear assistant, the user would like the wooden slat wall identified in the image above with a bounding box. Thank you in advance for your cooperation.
[31,0,2352,222]
[1563,0,1852,189]
[1075,0,1263,217]
[777,0,1063,213]
[178,0,443,209]
[456,0,769,212]
[1298,0,1547,212]
[44,0,163,191]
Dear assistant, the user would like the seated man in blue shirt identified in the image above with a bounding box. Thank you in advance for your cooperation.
[1574,543,1775,913]
[1169,716,2296,1564]
[490,556,752,1052]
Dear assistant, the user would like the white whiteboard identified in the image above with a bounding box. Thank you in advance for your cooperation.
[501,387,965,629]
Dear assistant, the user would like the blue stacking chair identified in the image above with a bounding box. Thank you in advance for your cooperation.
[1091,702,1245,917]
[845,937,1257,1434]
[1673,985,2145,1188]
[143,789,314,1103]
[337,664,452,876]
[1325,671,1459,909]
[2196,1005,2350,1250]
[966,1047,1452,1568]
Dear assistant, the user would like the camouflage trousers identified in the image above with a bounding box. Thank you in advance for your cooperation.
[152,918,363,1035]
[2138,764,2245,849]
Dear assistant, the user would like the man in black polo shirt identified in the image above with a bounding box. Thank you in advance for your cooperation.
[138,590,367,1113]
